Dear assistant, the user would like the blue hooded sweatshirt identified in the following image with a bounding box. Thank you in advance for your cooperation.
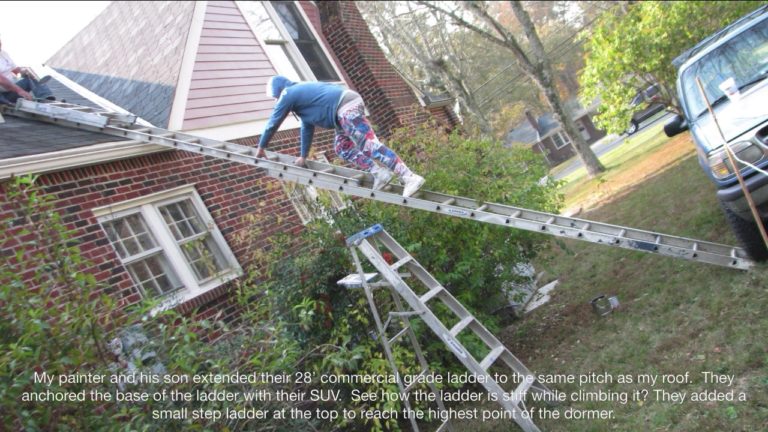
[259,75,346,157]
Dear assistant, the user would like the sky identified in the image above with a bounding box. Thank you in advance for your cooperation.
[0,1,111,66]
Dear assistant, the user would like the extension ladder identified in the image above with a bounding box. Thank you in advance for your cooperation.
[3,100,754,270]
[337,269,451,432]
[345,224,553,432]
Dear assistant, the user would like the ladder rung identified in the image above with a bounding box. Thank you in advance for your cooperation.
[419,286,443,303]
[442,198,456,205]
[321,167,335,173]
[390,256,412,271]
[476,204,488,212]
[388,326,411,345]
[404,368,428,393]
[450,316,473,337]
[480,346,505,370]
[435,419,451,432]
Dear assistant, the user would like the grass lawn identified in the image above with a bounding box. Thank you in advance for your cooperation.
[557,123,695,215]
[455,134,768,431]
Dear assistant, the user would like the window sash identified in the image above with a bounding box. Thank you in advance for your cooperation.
[239,1,341,82]
[551,131,571,149]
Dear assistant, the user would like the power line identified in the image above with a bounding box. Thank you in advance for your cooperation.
[476,8,609,108]
[472,2,602,94]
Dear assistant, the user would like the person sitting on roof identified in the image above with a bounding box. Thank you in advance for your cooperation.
[0,35,54,105]
[255,75,425,198]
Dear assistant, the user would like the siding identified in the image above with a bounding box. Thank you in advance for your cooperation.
[183,0,277,131]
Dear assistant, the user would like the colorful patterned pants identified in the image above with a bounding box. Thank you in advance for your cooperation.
[334,96,411,177]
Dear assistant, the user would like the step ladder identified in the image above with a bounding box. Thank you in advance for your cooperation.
[3,100,754,270]
[337,270,451,432]
[345,224,554,432]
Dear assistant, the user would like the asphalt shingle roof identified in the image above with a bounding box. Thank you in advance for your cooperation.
[0,113,123,160]
[46,1,195,128]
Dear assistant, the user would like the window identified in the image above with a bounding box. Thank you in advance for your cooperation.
[239,1,341,82]
[551,131,572,149]
[284,153,348,224]
[95,186,241,308]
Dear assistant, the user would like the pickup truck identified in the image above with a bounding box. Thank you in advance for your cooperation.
[665,5,768,260]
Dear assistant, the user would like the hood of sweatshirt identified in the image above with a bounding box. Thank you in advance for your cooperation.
[265,75,296,99]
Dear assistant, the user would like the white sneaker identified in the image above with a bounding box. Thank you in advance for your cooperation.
[371,165,394,190]
[401,173,425,197]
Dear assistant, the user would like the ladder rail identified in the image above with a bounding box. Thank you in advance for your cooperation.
[352,230,544,432]
[5,101,754,270]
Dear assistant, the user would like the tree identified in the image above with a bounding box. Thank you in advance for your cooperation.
[358,1,494,134]
[420,1,606,177]
[580,1,764,135]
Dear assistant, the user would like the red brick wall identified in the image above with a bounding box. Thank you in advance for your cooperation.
[0,133,335,323]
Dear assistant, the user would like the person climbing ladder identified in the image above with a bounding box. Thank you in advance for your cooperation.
[255,75,425,197]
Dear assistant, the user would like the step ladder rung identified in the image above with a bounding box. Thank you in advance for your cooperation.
[475,204,488,212]
[450,316,473,337]
[509,377,535,403]
[388,326,411,345]
[404,368,429,393]
[435,419,451,432]
[390,256,412,271]
[479,345,505,371]
[419,286,443,303]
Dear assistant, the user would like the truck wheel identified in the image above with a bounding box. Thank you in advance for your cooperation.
[626,120,639,135]
[721,204,768,261]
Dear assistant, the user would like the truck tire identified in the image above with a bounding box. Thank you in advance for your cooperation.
[721,203,768,261]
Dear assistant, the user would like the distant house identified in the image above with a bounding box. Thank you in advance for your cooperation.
[0,1,456,322]
[505,98,606,167]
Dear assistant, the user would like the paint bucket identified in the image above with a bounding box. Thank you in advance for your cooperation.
[590,295,620,316]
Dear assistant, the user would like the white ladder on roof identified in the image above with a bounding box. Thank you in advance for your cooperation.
[2,99,755,270]
[344,224,554,432]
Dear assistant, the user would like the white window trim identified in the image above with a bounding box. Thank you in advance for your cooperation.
[284,152,348,224]
[93,185,242,313]
[237,0,345,84]
[551,131,572,149]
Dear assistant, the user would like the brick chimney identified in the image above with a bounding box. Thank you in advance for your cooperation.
[525,110,540,134]
[316,2,428,138]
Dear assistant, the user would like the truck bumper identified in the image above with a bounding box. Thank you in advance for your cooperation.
[717,171,768,220]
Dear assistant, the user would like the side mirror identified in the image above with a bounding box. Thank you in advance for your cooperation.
[664,114,688,137]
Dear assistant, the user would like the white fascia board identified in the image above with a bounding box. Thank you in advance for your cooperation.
[1,114,303,180]
[167,1,207,131]
[0,140,167,180]
[185,115,301,142]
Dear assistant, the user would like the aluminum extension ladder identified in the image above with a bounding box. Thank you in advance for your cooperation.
[345,224,554,432]
[3,100,754,270]
[337,267,451,432]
